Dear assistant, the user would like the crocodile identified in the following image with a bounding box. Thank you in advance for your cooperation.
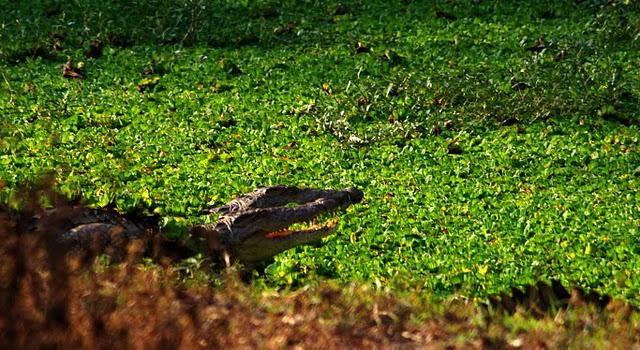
[40,186,363,268]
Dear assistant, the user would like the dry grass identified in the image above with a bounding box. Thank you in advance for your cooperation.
[1,189,640,349]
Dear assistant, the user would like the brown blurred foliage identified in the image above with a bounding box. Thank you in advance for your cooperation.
[1,187,639,349]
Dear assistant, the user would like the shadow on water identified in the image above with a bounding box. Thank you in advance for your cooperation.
[2,0,632,64]
[1,0,339,63]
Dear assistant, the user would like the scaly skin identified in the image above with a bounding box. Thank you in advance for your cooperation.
[47,186,363,268]
[193,186,363,267]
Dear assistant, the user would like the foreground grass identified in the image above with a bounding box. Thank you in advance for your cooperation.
[2,204,639,348]
[1,0,640,305]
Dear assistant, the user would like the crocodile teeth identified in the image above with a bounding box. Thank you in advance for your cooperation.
[264,218,339,239]
[264,229,294,239]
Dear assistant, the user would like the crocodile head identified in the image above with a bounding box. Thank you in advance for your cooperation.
[191,186,363,268]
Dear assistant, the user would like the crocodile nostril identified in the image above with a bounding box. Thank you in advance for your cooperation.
[345,187,364,203]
